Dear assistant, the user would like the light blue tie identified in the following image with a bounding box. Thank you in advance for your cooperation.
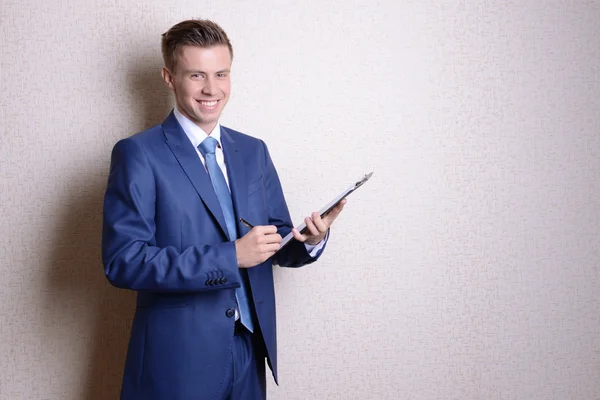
[198,136,254,332]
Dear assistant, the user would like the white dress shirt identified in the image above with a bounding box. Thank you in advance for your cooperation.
[173,107,326,257]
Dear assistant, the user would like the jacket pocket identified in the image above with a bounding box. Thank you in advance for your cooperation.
[247,176,263,196]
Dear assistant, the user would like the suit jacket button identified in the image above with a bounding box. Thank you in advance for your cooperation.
[225,308,235,318]
[205,279,211,286]
[220,277,227,284]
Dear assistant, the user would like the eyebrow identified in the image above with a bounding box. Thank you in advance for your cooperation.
[183,69,231,74]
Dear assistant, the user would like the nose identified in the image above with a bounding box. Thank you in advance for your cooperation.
[202,77,216,96]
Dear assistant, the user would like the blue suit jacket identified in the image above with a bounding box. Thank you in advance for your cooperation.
[102,111,323,399]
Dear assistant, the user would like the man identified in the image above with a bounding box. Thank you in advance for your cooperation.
[102,19,345,400]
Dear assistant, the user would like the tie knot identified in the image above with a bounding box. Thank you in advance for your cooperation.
[198,136,219,156]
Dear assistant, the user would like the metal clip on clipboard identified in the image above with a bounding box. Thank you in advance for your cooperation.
[276,172,374,252]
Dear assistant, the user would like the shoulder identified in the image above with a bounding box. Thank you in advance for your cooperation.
[125,124,164,145]
[221,126,274,164]
[111,124,164,154]
[221,125,266,148]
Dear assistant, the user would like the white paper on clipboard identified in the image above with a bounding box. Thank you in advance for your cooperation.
[276,172,373,253]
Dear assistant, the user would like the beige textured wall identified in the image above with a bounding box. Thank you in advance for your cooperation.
[1,0,599,399]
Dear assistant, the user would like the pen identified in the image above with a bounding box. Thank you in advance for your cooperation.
[239,217,255,229]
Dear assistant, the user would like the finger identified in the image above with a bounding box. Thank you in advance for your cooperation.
[262,243,281,253]
[292,228,306,242]
[304,216,320,236]
[310,212,328,232]
[262,250,277,260]
[263,233,282,244]
[255,225,278,234]
[324,199,346,223]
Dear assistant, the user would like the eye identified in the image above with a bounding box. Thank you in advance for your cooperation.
[217,72,229,78]
[190,73,204,79]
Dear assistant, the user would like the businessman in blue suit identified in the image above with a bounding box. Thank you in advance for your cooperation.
[102,19,345,399]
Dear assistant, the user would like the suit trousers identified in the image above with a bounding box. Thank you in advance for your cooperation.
[221,323,267,400]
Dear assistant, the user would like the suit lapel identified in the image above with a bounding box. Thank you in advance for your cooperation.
[221,126,248,235]
[221,126,258,288]
[162,111,229,238]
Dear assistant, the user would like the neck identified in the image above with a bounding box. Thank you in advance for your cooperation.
[199,121,218,135]
[175,106,218,135]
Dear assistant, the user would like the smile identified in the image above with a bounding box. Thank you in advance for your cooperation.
[197,100,219,107]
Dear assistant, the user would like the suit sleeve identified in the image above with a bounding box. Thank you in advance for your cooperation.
[101,138,241,292]
[259,141,327,267]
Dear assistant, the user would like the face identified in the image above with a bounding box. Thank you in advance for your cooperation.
[162,45,231,134]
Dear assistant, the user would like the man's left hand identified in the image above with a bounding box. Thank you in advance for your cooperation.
[292,199,347,245]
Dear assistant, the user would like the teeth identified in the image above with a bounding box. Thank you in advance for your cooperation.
[200,101,217,106]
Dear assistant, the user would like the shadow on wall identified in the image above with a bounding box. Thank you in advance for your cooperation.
[47,180,134,399]
[130,59,174,131]
[45,61,172,399]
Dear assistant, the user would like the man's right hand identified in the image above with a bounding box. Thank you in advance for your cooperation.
[235,225,282,268]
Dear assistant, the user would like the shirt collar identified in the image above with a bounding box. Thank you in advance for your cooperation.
[173,106,222,149]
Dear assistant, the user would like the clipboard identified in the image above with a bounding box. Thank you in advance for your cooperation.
[277,171,373,252]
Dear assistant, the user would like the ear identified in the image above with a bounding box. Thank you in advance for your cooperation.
[161,67,175,90]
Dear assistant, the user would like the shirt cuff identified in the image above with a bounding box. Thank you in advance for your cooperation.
[304,229,330,258]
